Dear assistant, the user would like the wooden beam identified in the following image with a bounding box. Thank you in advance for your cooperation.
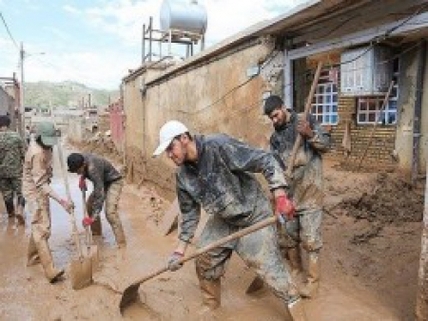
[288,11,428,60]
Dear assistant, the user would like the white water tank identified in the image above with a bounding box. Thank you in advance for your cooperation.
[160,0,207,35]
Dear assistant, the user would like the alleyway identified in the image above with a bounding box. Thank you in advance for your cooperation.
[0,146,422,321]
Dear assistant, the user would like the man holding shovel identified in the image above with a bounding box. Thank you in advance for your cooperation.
[23,121,74,283]
[66,152,126,247]
[0,115,26,225]
[153,120,307,321]
[263,95,331,299]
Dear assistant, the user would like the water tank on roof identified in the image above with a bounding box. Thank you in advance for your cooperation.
[160,0,207,35]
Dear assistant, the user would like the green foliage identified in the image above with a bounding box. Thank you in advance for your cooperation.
[24,81,119,109]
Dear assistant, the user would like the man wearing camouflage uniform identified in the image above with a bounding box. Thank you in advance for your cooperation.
[153,120,307,321]
[67,152,126,247]
[0,115,26,225]
[264,95,331,299]
[24,121,74,283]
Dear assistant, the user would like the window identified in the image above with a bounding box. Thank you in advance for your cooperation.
[356,57,399,125]
[311,68,339,125]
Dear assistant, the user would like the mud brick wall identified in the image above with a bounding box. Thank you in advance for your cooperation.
[97,112,110,134]
[328,96,397,170]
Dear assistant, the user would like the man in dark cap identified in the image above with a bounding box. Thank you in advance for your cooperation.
[0,115,26,225]
[67,152,126,247]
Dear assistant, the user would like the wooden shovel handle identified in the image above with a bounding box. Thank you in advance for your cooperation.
[129,216,278,287]
[285,61,323,178]
[57,143,84,258]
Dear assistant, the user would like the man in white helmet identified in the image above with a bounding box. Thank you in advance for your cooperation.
[153,120,307,321]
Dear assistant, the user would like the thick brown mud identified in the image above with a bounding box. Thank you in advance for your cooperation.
[0,153,422,320]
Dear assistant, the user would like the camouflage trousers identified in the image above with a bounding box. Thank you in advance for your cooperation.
[87,179,126,245]
[27,196,52,243]
[196,195,298,303]
[0,176,25,214]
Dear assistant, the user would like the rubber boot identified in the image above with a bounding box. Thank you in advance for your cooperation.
[5,199,15,218]
[15,204,25,226]
[198,277,221,310]
[287,297,308,321]
[299,251,320,298]
[35,239,64,283]
[27,235,41,266]
[91,216,103,236]
[288,247,303,279]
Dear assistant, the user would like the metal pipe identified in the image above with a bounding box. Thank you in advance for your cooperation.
[412,39,426,185]
[149,17,153,62]
[142,24,146,63]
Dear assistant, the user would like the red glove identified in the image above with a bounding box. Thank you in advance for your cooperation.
[275,195,296,220]
[82,217,95,227]
[79,176,87,191]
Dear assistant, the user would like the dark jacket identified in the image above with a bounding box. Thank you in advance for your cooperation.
[176,134,287,243]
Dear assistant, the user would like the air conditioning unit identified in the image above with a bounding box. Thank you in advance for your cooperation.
[340,45,392,96]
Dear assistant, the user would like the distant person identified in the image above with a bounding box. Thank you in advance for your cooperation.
[67,152,126,247]
[25,125,31,145]
[23,121,74,283]
[263,95,331,299]
[0,115,26,225]
[153,120,307,320]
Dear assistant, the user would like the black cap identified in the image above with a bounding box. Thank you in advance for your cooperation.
[67,153,84,173]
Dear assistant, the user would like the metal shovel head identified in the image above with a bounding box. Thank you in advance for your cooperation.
[84,244,99,273]
[70,256,93,290]
[120,283,141,315]
[245,275,265,294]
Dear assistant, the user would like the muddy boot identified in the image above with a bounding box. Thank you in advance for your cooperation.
[288,247,303,279]
[198,277,221,310]
[287,297,307,321]
[299,251,320,298]
[5,199,15,218]
[15,203,25,226]
[90,216,102,236]
[27,235,41,266]
[36,239,65,283]
[112,225,126,247]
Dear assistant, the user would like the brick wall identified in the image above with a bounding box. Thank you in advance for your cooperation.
[329,96,397,171]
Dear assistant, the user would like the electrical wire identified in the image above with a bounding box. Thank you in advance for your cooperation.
[0,12,19,50]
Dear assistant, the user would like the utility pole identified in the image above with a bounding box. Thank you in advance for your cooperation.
[19,42,25,138]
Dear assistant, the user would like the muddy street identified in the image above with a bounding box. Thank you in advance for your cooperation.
[0,147,422,320]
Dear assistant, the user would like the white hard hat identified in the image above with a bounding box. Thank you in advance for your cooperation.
[152,120,189,157]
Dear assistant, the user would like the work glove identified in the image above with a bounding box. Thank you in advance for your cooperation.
[82,216,95,227]
[60,199,74,213]
[167,251,184,271]
[79,176,87,191]
[275,195,295,221]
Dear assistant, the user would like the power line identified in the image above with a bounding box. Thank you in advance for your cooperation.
[0,12,19,50]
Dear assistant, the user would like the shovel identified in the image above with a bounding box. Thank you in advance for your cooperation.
[82,188,100,273]
[119,215,279,315]
[57,144,93,290]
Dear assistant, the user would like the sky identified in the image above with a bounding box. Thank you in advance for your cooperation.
[0,0,305,90]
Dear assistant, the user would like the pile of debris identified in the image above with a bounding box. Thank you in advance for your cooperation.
[340,173,424,224]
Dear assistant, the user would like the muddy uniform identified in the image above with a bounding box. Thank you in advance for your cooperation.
[270,111,330,297]
[23,141,62,280]
[177,134,299,307]
[0,130,26,217]
[82,153,126,245]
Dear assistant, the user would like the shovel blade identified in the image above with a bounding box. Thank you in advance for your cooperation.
[70,257,93,290]
[119,283,141,315]
[84,245,100,273]
[245,275,265,294]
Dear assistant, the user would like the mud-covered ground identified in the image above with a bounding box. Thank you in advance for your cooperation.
[0,145,423,320]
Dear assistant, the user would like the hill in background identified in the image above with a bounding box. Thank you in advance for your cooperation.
[25,81,120,109]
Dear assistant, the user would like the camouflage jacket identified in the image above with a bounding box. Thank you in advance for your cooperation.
[82,153,122,215]
[0,130,25,178]
[176,134,288,243]
[269,111,331,209]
